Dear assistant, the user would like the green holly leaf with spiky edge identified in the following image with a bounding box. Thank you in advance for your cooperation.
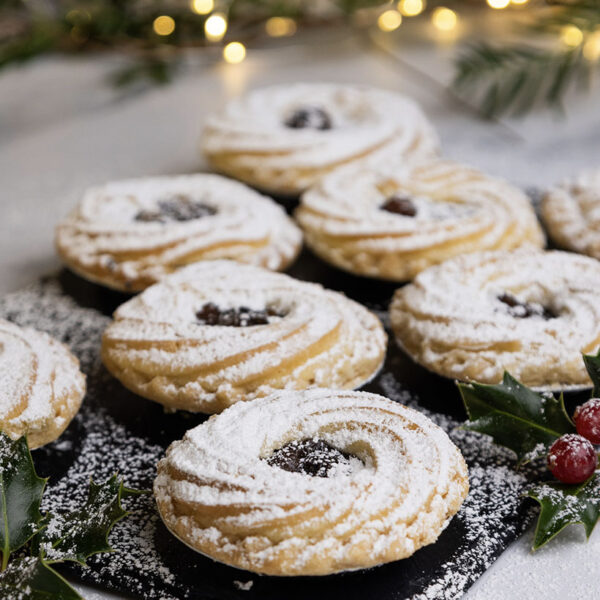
[0,556,80,599]
[0,432,46,570]
[527,474,600,550]
[458,372,575,465]
[31,474,143,565]
[583,349,600,397]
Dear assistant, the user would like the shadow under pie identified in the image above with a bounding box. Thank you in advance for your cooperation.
[93,366,208,449]
[32,415,84,481]
[57,268,132,317]
[152,510,470,600]
[286,247,399,309]
[363,341,467,422]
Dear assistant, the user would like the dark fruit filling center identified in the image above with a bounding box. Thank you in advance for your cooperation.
[265,438,354,478]
[497,293,557,320]
[196,302,284,327]
[284,107,332,130]
[381,195,417,217]
[135,195,217,223]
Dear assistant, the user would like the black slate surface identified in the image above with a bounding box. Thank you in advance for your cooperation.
[0,251,552,600]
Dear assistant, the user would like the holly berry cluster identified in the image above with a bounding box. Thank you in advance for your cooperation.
[547,398,600,484]
[459,360,600,550]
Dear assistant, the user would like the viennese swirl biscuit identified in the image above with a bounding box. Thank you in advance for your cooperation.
[542,167,600,258]
[202,83,439,195]
[0,319,86,448]
[154,389,468,575]
[295,158,545,281]
[55,174,302,292]
[101,261,386,413]
[390,250,600,390]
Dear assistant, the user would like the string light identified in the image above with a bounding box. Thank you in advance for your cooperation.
[223,41,246,63]
[487,0,510,9]
[265,16,297,37]
[153,15,176,36]
[511,0,529,5]
[397,0,425,17]
[191,0,214,14]
[560,25,583,47]
[377,10,402,32]
[584,31,600,60]
[431,7,457,32]
[205,13,227,41]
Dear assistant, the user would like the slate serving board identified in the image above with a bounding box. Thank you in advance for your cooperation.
[0,249,564,600]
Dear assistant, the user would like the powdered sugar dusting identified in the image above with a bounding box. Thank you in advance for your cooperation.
[0,318,85,446]
[299,158,541,246]
[56,174,302,291]
[102,260,387,412]
[0,276,538,599]
[391,249,600,390]
[296,158,544,282]
[202,83,439,194]
[154,389,468,575]
[542,167,600,259]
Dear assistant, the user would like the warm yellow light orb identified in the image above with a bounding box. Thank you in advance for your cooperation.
[205,13,227,41]
[191,0,214,14]
[265,16,297,37]
[487,0,510,9]
[561,25,583,47]
[432,7,457,32]
[153,15,176,36]
[584,32,600,60]
[511,0,529,5]
[398,0,425,17]
[378,10,403,32]
[223,41,246,64]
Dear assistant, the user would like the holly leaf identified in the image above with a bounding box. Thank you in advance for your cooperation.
[0,432,46,569]
[527,474,600,550]
[583,349,600,397]
[458,372,575,465]
[0,556,80,599]
[32,474,142,565]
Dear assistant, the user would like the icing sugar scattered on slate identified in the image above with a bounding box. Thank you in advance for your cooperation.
[0,277,537,600]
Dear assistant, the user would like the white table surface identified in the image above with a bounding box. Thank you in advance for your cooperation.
[1,27,599,600]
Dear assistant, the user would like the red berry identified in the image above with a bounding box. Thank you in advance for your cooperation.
[574,398,600,444]
[547,434,598,484]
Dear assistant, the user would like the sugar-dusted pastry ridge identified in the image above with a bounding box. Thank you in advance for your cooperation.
[542,167,600,259]
[296,158,545,281]
[391,249,600,389]
[0,319,86,448]
[202,83,439,195]
[102,260,387,413]
[56,174,302,292]
[154,389,469,575]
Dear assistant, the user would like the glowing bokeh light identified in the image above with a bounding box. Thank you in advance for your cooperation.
[432,7,457,32]
[153,15,176,36]
[377,10,403,32]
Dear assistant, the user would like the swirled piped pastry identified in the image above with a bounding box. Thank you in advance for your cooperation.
[542,167,600,259]
[202,83,439,195]
[390,250,600,390]
[154,389,469,575]
[296,158,544,281]
[56,174,302,292]
[101,261,386,413]
[0,319,86,448]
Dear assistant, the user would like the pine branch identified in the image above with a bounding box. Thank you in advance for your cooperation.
[453,43,589,117]
[452,0,600,117]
